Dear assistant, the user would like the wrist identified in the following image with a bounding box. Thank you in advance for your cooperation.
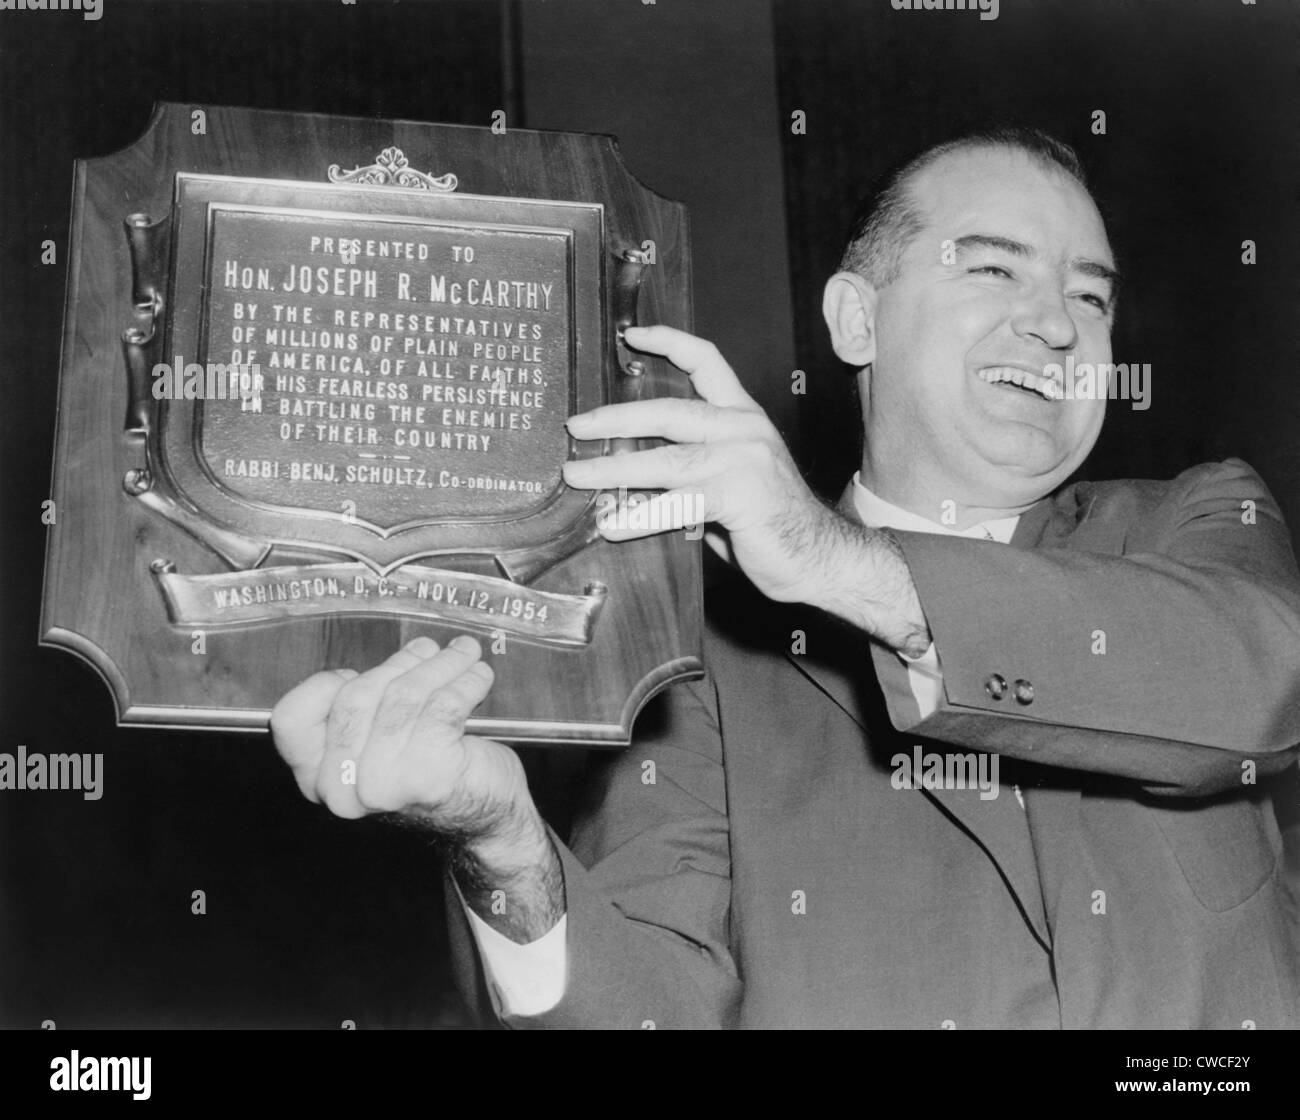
[802,508,882,625]
[812,521,931,654]
[461,800,551,880]
[451,804,565,942]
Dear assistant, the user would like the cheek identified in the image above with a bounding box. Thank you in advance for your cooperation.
[886,294,991,389]
[1077,318,1113,363]
[1072,399,1103,431]
[930,287,1006,347]
[1061,398,1107,460]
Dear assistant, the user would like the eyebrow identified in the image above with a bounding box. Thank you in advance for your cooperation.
[952,233,1122,290]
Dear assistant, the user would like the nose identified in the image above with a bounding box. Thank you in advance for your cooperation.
[1010,283,1077,351]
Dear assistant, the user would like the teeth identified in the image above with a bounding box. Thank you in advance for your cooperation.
[977,366,1062,401]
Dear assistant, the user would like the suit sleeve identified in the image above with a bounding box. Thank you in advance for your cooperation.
[446,671,740,1029]
[871,458,1300,796]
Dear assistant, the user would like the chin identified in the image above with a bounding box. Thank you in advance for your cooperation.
[973,427,1070,475]
[966,446,1078,504]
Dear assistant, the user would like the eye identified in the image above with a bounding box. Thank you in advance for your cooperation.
[969,265,1012,279]
[1074,292,1111,313]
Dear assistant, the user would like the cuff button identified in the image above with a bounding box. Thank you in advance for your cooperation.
[1013,679,1035,705]
[984,673,1007,700]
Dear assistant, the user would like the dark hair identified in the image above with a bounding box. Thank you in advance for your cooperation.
[838,126,1092,286]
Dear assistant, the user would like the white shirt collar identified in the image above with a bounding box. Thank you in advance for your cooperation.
[850,471,1020,544]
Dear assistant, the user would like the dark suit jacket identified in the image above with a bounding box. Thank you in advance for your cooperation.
[449,458,1300,1028]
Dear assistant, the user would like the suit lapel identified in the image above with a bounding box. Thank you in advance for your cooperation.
[787,618,1053,948]
[1008,492,1055,549]
[912,753,1051,948]
[784,615,879,730]
[1002,489,1086,941]
[784,483,1081,948]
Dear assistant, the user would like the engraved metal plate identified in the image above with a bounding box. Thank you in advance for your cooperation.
[163,174,606,572]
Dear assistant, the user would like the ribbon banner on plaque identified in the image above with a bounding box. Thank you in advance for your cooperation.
[151,562,607,646]
[41,105,702,744]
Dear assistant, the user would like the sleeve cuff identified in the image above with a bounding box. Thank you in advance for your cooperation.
[896,641,944,721]
[898,641,937,667]
[454,879,568,1018]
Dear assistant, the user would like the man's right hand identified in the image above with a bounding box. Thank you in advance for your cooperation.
[270,635,565,942]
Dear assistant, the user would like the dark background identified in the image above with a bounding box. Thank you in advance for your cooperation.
[0,0,1296,1028]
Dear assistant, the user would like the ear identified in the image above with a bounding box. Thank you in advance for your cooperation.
[822,271,879,368]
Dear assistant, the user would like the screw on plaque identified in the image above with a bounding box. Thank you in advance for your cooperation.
[123,468,153,495]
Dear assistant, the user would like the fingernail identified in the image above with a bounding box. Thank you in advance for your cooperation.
[566,412,594,432]
[450,635,479,653]
[404,636,438,656]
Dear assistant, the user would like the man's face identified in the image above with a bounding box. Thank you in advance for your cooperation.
[864,146,1117,511]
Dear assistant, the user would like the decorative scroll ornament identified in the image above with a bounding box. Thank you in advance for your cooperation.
[327,147,458,192]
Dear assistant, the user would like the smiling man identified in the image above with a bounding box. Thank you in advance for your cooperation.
[840,139,1117,520]
[271,126,1300,1028]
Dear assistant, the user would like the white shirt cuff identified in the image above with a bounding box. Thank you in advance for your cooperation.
[456,882,568,1018]
[897,641,944,721]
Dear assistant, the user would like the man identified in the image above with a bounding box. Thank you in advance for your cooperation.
[271,127,1300,1028]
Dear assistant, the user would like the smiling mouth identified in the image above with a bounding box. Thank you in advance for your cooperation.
[976,365,1063,402]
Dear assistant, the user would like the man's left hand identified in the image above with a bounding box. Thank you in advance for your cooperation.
[561,325,930,654]
[563,324,836,607]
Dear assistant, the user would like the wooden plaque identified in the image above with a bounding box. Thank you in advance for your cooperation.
[41,103,702,745]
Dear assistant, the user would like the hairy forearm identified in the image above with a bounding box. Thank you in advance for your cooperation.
[450,809,566,943]
[810,513,932,656]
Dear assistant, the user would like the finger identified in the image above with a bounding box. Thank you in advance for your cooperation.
[564,442,731,492]
[358,642,496,811]
[322,637,441,755]
[595,487,711,542]
[403,662,493,774]
[350,634,484,759]
[269,668,358,803]
[316,637,441,817]
[621,325,759,410]
[388,634,487,702]
[565,397,765,444]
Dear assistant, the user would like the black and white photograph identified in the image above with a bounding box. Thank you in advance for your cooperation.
[1,0,1297,1082]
